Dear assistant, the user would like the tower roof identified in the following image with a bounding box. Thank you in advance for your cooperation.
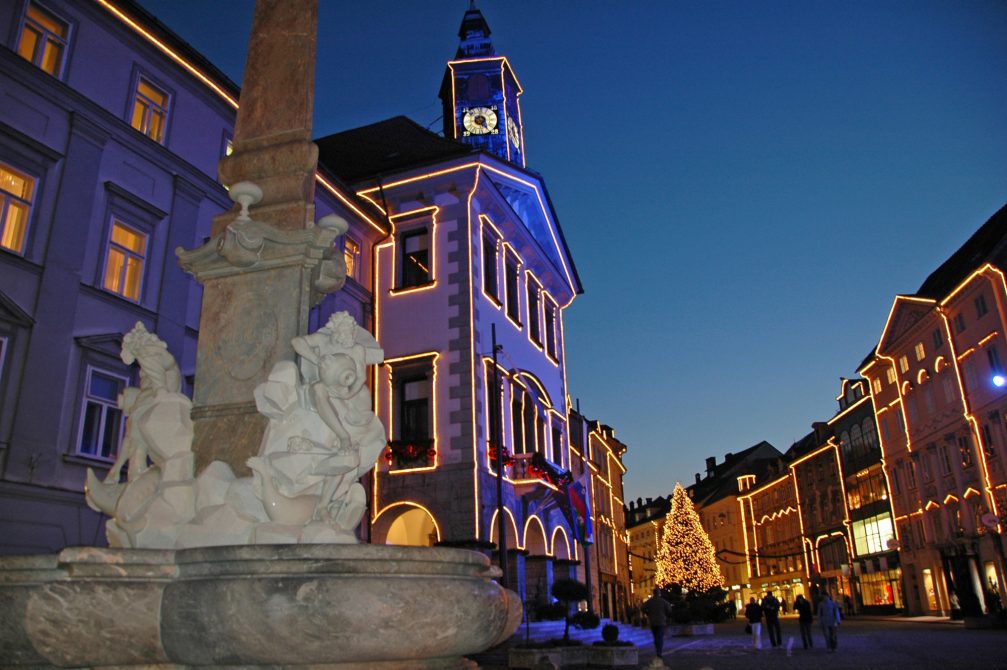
[456,4,494,58]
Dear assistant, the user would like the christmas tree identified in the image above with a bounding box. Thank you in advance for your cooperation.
[653,482,723,593]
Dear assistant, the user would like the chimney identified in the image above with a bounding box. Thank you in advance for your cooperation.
[706,456,716,477]
[695,473,701,484]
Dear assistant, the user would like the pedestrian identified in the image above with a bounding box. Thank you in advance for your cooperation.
[794,594,813,649]
[745,596,763,650]
[761,591,782,648]
[817,591,842,651]
[843,593,853,616]
[641,587,674,659]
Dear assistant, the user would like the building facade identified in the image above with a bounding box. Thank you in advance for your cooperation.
[860,206,1007,616]
[0,0,383,554]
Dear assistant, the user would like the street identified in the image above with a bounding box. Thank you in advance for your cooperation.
[642,617,1004,670]
[477,617,1006,670]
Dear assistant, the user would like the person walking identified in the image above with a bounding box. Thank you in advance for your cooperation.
[761,591,782,648]
[744,596,764,650]
[817,591,842,651]
[641,587,674,659]
[794,594,814,649]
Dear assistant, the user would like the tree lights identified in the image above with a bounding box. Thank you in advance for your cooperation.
[654,483,724,592]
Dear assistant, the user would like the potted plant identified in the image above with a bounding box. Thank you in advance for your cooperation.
[589,624,638,667]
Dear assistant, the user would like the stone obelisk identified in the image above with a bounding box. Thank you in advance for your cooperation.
[178,0,346,475]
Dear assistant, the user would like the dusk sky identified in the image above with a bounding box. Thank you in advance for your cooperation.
[138,0,1007,503]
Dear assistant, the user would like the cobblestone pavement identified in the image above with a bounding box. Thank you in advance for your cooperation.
[476,617,1006,670]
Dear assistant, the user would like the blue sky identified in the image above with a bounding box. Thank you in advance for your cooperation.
[138,1,1007,503]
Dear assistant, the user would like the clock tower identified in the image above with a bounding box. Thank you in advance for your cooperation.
[439,3,525,167]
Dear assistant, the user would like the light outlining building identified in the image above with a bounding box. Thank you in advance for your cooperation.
[859,204,1007,617]
[0,0,634,618]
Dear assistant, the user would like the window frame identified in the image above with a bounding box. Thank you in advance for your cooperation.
[526,273,542,347]
[392,211,436,292]
[342,234,360,282]
[16,1,72,78]
[481,224,500,304]
[74,365,128,462]
[503,248,522,326]
[101,217,149,303]
[128,72,172,144]
[0,160,37,256]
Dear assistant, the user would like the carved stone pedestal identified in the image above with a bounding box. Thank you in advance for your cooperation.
[1,544,522,668]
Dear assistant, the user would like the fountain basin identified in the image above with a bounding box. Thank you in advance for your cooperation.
[1,544,522,668]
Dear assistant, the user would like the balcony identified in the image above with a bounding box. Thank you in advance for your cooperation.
[385,439,435,470]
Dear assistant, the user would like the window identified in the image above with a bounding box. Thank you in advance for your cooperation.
[852,512,895,556]
[504,252,520,323]
[976,294,989,318]
[899,355,909,374]
[544,299,557,360]
[932,328,943,351]
[959,435,973,468]
[886,367,897,385]
[551,423,563,465]
[527,280,541,345]
[943,375,956,404]
[982,422,997,458]
[77,367,126,459]
[0,162,35,254]
[342,236,360,281]
[863,419,879,451]
[954,313,966,334]
[130,77,170,143]
[482,233,498,300]
[872,377,882,395]
[17,2,69,77]
[511,391,524,454]
[915,342,925,362]
[388,358,435,470]
[399,228,430,288]
[988,346,1002,375]
[102,220,147,301]
[939,445,951,474]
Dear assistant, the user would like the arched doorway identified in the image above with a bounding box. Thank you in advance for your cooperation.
[377,505,440,547]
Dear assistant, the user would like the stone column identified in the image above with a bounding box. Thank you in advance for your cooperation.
[178,0,345,475]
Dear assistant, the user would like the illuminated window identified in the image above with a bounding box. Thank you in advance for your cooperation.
[898,355,909,374]
[130,77,170,143]
[343,236,360,281]
[886,368,897,385]
[975,294,989,318]
[544,300,557,360]
[954,313,966,334]
[223,135,234,157]
[482,232,499,300]
[872,377,882,395]
[527,280,541,345]
[399,228,430,288]
[388,359,434,470]
[17,3,69,77]
[102,220,147,301]
[852,512,894,556]
[77,367,126,460]
[914,342,925,362]
[504,252,520,324]
[932,328,943,351]
[0,162,35,254]
[959,435,973,468]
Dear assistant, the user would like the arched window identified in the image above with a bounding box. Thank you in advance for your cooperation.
[862,419,878,451]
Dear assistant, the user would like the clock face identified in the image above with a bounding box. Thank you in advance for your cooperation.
[507,116,520,150]
[462,107,498,136]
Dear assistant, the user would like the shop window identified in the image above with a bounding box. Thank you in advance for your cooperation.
[130,76,170,144]
[0,162,35,255]
[102,220,148,302]
[17,2,70,77]
[76,367,126,460]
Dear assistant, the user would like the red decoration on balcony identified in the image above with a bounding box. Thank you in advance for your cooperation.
[386,439,435,468]
[487,443,515,468]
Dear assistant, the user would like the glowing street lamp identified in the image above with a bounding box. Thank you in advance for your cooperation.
[993,374,1006,388]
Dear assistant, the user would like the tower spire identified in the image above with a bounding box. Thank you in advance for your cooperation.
[456,3,494,58]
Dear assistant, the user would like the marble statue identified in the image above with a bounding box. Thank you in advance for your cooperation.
[85,314,385,547]
[249,311,385,542]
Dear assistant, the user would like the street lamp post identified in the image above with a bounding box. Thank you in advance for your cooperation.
[491,324,509,589]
